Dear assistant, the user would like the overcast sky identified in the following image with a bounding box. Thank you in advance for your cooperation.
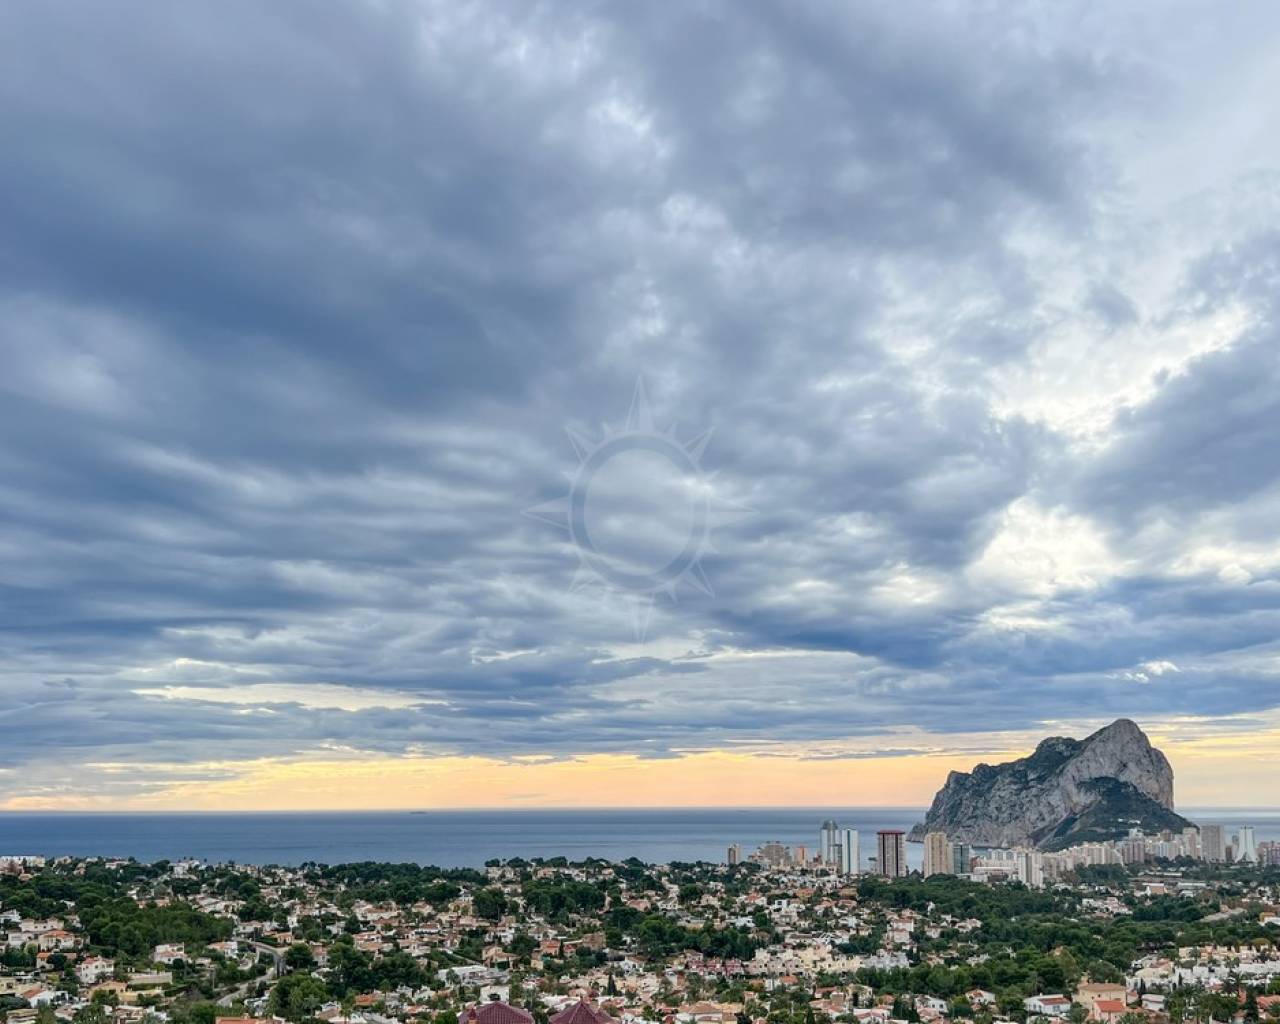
[2,0,1280,810]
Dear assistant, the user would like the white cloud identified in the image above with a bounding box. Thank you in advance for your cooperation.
[133,684,439,713]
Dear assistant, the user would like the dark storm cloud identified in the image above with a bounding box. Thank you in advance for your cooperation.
[2,0,1280,797]
[1076,326,1280,527]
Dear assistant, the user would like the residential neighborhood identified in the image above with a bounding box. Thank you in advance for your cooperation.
[2,851,1278,1024]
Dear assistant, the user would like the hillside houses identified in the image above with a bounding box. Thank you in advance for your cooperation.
[1,852,1278,1024]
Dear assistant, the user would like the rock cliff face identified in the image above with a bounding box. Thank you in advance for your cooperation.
[910,719,1192,851]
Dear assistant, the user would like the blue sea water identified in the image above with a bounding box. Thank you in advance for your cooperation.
[0,808,1275,870]
[0,808,921,868]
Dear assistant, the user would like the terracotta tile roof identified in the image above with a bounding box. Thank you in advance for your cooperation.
[459,1003,535,1024]
[551,1002,618,1024]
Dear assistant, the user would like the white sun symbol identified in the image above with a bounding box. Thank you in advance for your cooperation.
[524,377,747,639]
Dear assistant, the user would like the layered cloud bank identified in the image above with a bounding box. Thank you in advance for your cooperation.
[2,0,1280,807]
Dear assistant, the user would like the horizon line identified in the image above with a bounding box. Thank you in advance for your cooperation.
[3,804,1279,815]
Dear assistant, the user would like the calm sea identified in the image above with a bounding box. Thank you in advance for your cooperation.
[0,808,1275,870]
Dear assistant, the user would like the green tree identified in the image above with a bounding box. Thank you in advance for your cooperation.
[327,941,374,995]
[510,932,537,961]
[1086,962,1124,985]
[73,1006,107,1024]
[169,1002,220,1024]
[285,944,316,971]
[474,888,508,922]
[269,974,330,1023]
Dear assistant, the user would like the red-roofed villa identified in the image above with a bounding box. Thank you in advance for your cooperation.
[458,1001,535,1024]
[551,1002,619,1024]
